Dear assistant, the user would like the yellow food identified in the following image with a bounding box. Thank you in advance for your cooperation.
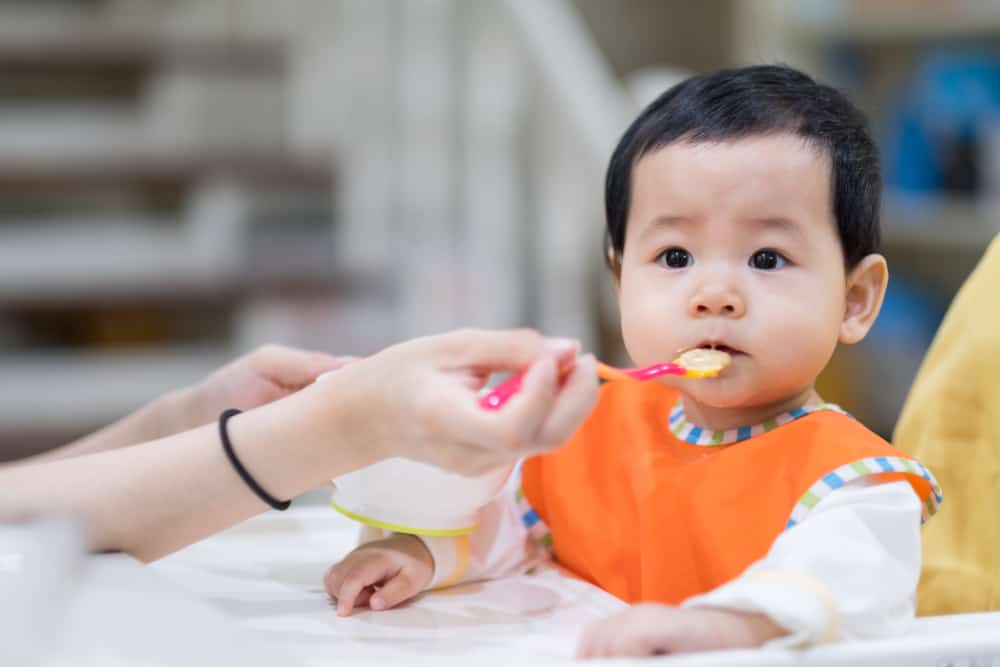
[675,348,731,378]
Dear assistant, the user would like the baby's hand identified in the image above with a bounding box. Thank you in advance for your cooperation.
[324,534,433,616]
[576,604,787,659]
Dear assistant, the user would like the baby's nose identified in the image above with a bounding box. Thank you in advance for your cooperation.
[688,285,746,318]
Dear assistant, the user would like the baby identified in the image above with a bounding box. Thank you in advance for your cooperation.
[325,64,942,658]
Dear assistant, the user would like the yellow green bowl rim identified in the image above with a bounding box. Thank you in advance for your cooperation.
[330,500,477,536]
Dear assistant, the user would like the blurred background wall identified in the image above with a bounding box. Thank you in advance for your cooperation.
[0,0,997,458]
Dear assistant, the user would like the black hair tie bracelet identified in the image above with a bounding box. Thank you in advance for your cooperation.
[219,409,291,511]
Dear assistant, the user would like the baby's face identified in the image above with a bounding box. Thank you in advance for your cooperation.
[617,133,848,410]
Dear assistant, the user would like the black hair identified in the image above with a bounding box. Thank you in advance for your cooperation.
[605,64,880,271]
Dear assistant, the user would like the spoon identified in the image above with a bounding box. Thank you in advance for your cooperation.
[479,348,731,410]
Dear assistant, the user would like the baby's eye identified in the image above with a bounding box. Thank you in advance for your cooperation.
[657,247,692,269]
[749,249,788,270]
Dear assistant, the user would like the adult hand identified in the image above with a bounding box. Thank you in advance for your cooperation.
[310,328,598,476]
[21,345,358,465]
[166,345,357,436]
[0,329,596,561]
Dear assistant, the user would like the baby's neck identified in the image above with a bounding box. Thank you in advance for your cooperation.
[680,386,823,432]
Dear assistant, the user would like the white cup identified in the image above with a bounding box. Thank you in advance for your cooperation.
[0,517,84,666]
[331,459,513,536]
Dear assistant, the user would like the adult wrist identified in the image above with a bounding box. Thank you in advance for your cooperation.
[307,369,393,466]
[227,379,384,500]
[218,409,291,511]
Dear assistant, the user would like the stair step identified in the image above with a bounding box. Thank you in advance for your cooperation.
[0,155,334,195]
[0,37,284,76]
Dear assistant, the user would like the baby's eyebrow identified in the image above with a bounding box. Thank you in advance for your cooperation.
[637,215,693,242]
[751,217,806,239]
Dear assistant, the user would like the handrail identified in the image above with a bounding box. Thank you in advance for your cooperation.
[502,0,635,164]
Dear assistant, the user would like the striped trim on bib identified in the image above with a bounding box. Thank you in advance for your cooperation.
[513,461,554,553]
[668,400,850,447]
[786,456,944,529]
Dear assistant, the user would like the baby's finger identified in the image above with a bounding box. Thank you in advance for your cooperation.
[323,562,349,599]
[578,635,607,660]
[609,634,638,658]
[335,561,393,617]
[618,634,661,658]
[369,572,419,611]
[575,621,602,659]
[352,586,375,610]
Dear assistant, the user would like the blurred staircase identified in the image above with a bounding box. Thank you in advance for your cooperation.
[0,0,384,457]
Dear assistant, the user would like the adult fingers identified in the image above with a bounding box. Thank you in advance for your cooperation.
[531,354,598,454]
[314,357,363,384]
[253,344,357,388]
[445,350,585,470]
[437,328,579,374]
[492,345,588,445]
[485,352,561,452]
[434,328,538,369]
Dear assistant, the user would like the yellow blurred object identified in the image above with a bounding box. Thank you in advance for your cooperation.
[894,234,1000,615]
[814,346,856,413]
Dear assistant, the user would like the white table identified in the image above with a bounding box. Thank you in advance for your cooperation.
[42,504,1000,666]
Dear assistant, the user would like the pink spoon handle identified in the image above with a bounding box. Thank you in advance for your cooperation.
[625,362,687,380]
[479,372,525,411]
[479,361,689,411]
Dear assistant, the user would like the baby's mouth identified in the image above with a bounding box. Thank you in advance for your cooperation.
[687,342,745,357]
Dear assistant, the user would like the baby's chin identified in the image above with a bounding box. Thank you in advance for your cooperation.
[676,377,758,409]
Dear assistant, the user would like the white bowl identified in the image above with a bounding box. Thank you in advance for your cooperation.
[331,458,513,536]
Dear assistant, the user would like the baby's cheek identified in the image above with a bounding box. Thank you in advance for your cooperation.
[619,309,670,367]
[618,271,675,335]
[765,318,837,383]
[618,315,646,365]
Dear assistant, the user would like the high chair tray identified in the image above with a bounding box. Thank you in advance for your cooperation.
[60,504,1000,665]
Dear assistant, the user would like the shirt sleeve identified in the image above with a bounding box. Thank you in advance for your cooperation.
[681,479,922,647]
[416,464,551,590]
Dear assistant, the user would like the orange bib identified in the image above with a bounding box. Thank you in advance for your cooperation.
[521,381,940,604]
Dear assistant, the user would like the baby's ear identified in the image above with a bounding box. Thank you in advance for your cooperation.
[606,246,622,290]
[840,254,888,344]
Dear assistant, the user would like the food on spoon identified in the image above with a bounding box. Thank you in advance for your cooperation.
[674,348,731,378]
